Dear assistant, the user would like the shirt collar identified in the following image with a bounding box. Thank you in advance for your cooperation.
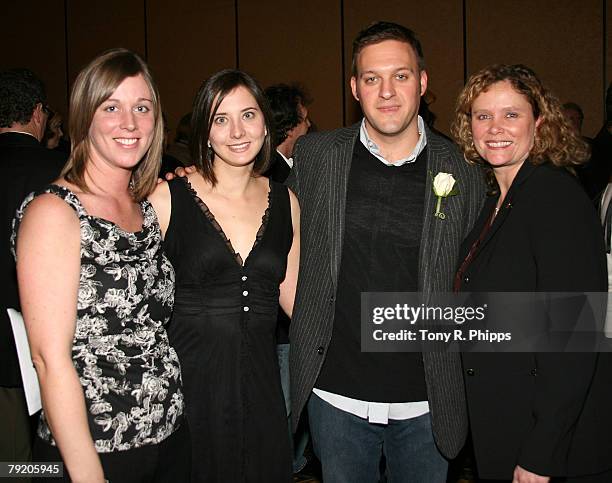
[0,130,38,140]
[277,149,293,168]
[359,115,427,166]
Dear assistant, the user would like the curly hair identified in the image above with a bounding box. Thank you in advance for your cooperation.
[451,64,589,189]
[191,69,273,186]
[61,48,164,201]
[0,68,46,128]
[264,83,310,147]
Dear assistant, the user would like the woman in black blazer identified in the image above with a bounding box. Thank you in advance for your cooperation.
[451,64,612,482]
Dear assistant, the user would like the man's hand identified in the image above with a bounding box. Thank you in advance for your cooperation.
[160,165,196,182]
[513,465,550,483]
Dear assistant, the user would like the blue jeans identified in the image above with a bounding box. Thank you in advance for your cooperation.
[277,343,309,473]
[308,393,448,483]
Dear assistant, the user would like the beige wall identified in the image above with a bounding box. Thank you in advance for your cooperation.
[2,1,609,138]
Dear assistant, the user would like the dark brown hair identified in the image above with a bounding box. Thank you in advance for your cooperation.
[191,69,272,185]
[352,21,425,75]
[264,83,311,147]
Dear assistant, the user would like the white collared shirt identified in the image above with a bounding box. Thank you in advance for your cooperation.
[313,388,429,424]
[277,149,293,169]
[359,115,428,166]
[601,183,612,337]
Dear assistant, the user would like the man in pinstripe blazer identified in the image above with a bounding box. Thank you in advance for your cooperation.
[286,22,485,482]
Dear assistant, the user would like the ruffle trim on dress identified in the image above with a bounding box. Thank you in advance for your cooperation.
[181,176,273,267]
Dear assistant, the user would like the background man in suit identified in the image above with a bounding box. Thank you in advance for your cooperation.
[166,111,192,167]
[0,68,67,468]
[265,83,311,184]
[264,83,312,476]
[287,22,485,482]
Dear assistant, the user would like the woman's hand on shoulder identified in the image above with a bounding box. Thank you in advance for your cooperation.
[161,164,196,181]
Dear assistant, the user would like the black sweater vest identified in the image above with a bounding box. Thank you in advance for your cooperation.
[316,138,428,402]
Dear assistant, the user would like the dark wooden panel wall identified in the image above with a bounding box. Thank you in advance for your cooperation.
[2,2,68,121]
[467,0,606,137]
[607,0,611,97]
[239,0,343,130]
[1,1,609,138]
[66,0,146,86]
[147,0,237,136]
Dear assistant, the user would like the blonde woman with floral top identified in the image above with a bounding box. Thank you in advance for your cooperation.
[12,49,188,483]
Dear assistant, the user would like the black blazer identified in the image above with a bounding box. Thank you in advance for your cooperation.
[287,123,486,458]
[458,161,612,479]
[1,132,66,387]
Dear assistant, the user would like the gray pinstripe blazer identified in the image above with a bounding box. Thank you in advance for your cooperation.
[286,122,485,458]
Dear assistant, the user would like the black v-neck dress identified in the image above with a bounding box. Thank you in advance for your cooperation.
[163,177,293,482]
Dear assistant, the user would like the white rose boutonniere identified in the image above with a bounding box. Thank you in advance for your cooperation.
[431,172,458,219]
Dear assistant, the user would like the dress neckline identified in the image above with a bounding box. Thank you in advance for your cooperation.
[48,184,149,236]
[182,176,273,267]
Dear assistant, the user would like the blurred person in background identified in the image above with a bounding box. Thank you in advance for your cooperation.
[166,111,192,166]
[263,82,312,477]
[264,83,311,183]
[42,109,66,151]
[0,68,67,477]
[160,112,183,176]
[562,102,587,137]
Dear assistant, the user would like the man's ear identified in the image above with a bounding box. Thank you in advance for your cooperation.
[31,103,47,141]
[419,70,428,97]
[286,125,296,140]
[32,103,42,120]
[350,76,359,102]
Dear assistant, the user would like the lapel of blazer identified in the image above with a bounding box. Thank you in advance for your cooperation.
[476,160,539,253]
[419,128,461,295]
[328,124,360,290]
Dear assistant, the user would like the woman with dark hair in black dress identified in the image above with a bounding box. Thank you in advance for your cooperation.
[150,69,300,483]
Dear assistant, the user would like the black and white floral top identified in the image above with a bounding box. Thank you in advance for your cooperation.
[12,185,184,452]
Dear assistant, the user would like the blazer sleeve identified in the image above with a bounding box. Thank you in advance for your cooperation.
[517,172,606,476]
[462,162,487,241]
